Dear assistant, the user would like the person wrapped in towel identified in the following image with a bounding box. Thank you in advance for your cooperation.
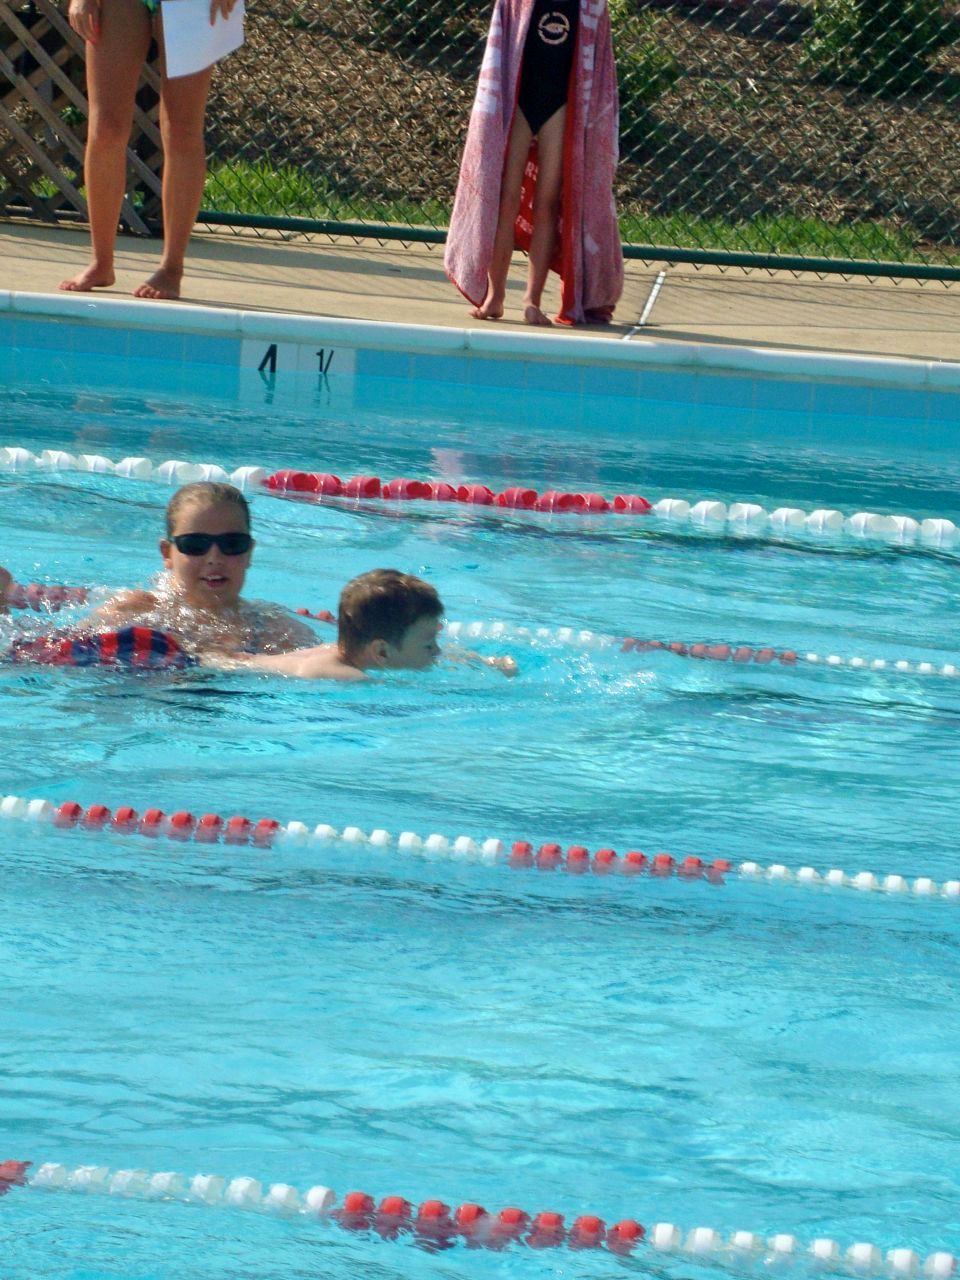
[444,0,623,327]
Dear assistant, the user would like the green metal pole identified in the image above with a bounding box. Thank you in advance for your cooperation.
[197,210,447,244]
[619,244,960,283]
[197,211,960,282]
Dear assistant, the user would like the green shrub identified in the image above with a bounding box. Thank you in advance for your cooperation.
[609,0,681,144]
[803,0,951,94]
[204,161,336,218]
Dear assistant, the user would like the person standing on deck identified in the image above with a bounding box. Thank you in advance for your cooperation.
[445,0,624,326]
[60,0,238,299]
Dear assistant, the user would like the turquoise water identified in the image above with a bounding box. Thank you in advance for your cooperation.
[1,345,959,1278]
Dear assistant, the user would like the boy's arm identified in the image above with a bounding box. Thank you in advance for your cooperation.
[447,646,518,677]
[199,649,309,675]
[206,644,368,681]
[242,649,315,675]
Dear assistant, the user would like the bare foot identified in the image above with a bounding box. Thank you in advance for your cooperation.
[59,265,115,292]
[470,287,504,320]
[134,267,183,300]
[523,303,552,327]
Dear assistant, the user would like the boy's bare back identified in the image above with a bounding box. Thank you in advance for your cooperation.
[230,643,369,682]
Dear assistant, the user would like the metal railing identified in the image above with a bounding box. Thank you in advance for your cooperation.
[2,0,960,276]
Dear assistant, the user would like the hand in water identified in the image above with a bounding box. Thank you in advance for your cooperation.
[450,648,519,677]
[486,655,518,677]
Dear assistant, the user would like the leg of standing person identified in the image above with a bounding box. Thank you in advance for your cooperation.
[60,0,151,292]
[134,38,213,300]
[522,104,565,326]
[471,111,534,321]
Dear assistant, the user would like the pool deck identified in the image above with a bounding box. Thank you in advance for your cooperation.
[3,219,960,364]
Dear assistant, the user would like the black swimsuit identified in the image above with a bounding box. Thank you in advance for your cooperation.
[517,0,579,136]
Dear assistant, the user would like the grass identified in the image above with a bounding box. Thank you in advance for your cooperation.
[26,161,957,268]
[203,161,960,266]
[31,177,60,200]
[616,212,951,264]
[203,161,449,228]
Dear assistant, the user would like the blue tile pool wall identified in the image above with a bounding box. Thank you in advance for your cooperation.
[4,312,960,449]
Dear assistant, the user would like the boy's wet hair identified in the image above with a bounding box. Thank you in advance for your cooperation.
[165,483,251,536]
[338,569,443,659]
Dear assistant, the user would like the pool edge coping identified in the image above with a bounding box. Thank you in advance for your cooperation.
[4,288,960,390]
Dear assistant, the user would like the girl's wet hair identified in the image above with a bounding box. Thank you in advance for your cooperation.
[338,569,442,659]
[165,483,251,536]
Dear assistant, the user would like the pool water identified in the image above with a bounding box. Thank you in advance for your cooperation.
[0,341,959,1279]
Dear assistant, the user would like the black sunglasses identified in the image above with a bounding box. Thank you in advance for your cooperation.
[169,532,253,557]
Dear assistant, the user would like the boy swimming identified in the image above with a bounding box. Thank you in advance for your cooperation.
[228,568,517,681]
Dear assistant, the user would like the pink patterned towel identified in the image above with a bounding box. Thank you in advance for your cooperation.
[444,0,624,325]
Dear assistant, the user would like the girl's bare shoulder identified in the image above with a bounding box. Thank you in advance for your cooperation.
[247,601,319,652]
[105,589,159,613]
[89,589,160,625]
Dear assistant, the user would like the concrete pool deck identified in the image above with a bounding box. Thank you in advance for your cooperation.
[2,219,960,364]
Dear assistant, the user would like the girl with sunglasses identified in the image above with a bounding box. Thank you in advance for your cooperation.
[89,481,316,655]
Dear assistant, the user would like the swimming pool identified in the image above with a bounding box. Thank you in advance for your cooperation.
[0,295,958,1280]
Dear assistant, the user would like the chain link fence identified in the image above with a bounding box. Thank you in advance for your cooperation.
[3,0,960,275]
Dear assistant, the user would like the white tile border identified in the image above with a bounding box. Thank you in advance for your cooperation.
[4,289,960,390]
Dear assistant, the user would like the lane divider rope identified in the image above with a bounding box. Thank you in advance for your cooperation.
[4,589,957,681]
[3,446,958,547]
[444,620,960,679]
[1,1159,954,1272]
[1,792,957,903]
[296,610,960,681]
